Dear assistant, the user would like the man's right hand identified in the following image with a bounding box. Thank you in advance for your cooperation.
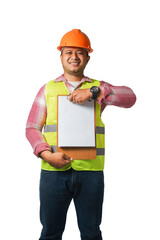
[40,151,73,169]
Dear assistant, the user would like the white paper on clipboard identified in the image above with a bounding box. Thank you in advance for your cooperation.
[58,96,95,147]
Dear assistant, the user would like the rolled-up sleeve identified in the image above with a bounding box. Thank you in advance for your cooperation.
[25,84,51,157]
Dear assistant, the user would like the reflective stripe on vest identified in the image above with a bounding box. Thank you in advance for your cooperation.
[44,124,105,134]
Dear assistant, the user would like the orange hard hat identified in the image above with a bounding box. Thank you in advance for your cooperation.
[57,29,93,53]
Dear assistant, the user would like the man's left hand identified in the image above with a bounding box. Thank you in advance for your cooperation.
[69,89,92,104]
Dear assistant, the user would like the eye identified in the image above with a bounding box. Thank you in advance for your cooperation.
[66,51,72,55]
[77,51,83,55]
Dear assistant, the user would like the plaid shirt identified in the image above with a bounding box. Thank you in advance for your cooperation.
[26,75,136,156]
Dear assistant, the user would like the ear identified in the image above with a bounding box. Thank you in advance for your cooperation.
[86,55,90,64]
[60,54,63,63]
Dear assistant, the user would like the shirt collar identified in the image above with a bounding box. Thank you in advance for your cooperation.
[54,74,93,83]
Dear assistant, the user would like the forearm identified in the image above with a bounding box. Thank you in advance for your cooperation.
[25,84,51,157]
[98,81,136,108]
[25,127,51,156]
[106,86,136,108]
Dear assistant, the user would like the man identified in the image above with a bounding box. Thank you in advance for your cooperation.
[26,29,136,240]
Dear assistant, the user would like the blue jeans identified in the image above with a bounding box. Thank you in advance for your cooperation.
[39,168,104,240]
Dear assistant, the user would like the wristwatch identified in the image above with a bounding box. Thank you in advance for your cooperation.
[90,86,100,100]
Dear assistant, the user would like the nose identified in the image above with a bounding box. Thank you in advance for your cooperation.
[71,52,79,59]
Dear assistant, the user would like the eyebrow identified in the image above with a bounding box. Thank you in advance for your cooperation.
[65,49,85,53]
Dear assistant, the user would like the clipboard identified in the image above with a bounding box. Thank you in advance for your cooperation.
[57,95,96,159]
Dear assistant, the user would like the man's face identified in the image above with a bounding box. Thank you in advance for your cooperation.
[60,47,90,76]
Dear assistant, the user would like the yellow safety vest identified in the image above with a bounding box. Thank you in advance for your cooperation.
[42,79,105,171]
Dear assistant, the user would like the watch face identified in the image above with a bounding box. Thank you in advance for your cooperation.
[91,86,99,92]
[95,87,99,92]
[90,86,99,100]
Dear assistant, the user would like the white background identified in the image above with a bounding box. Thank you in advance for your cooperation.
[0,0,160,239]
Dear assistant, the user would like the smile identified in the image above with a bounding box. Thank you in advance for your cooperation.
[69,62,80,65]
